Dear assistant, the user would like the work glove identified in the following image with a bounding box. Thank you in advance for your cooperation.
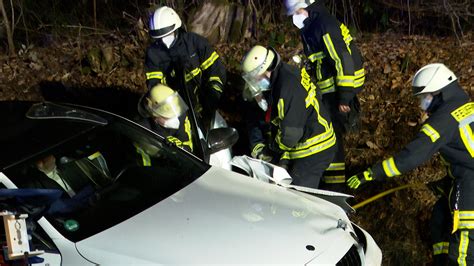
[346,168,375,189]
[251,143,273,162]
[278,158,290,171]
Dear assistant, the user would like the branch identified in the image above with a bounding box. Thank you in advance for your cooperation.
[0,0,15,55]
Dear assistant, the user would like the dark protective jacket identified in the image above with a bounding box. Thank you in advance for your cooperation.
[371,82,474,231]
[301,1,365,105]
[144,30,226,115]
[268,61,336,160]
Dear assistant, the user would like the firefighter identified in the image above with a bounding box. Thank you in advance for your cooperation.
[241,45,337,189]
[347,63,474,265]
[145,6,226,123]
[137,84,193,155]
[285,0,365,189]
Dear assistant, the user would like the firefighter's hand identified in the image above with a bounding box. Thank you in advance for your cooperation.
[339,104,351,113]
[347,169,374,189]
[251,143,273,162]
[278,158,290,170]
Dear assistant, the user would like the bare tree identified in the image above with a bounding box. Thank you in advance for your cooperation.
[0,0,15,55]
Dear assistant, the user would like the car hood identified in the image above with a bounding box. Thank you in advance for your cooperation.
[75,167,357,264]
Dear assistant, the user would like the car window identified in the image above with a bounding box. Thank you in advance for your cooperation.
[3,119,209,242]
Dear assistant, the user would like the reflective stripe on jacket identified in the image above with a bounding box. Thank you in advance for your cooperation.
[302,1,364,105]
[269,62,336,160]
[371,83,474,220]
[144,31,226,112]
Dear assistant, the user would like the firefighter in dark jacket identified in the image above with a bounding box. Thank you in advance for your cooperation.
[347,63,474,265]
[241,45,337,189]
[145,6,226,120]
[285,0,365,188]
[137,84,193,156]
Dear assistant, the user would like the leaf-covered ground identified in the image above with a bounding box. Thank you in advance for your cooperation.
[1,32,473,264]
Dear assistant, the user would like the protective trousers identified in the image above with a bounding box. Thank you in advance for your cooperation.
[320,93,360,190]
[431,177,474,265]
[447,176,474,265]
[288,144,336,189]
[430,197,450,266]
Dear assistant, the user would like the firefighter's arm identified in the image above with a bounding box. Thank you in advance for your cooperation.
[322,25,357,105]
[348,121,451,189]
[144,47,166,90]
[272,97,305,152]
[372,122,450,180]
[194,34,226,96]
[167,115,193,152]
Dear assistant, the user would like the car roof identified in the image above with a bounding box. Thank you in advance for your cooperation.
[0,101,103,170]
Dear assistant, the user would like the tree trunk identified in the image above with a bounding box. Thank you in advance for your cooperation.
[0,0,15,55]
[188,0,251,44]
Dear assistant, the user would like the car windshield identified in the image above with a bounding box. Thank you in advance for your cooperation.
[2,117,209,242]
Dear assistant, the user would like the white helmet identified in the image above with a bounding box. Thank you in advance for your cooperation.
[412,63,457,95]
[242,45,275,76]
[146,84,188,118]
[149,6,182,39]
[284,0,314,15]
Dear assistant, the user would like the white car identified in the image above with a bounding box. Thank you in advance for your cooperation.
[0,102,381,265]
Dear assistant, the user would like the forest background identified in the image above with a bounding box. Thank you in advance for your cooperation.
[1,0,474,264]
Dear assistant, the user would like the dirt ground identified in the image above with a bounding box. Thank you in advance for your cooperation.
[1,32,473,264]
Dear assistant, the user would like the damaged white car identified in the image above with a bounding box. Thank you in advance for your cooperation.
[0,102,381,265]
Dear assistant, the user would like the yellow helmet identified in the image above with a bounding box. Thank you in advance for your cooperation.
[146,84,188,118]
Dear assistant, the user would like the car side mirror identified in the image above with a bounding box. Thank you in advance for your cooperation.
[207,127,239,154]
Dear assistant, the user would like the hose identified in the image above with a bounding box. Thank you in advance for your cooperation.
[352,183,426,210]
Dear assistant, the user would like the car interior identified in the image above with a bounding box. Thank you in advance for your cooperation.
[0,118,209,264]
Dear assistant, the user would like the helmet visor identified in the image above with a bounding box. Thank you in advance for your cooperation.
[242,51,272,98]
[146,91,188,118]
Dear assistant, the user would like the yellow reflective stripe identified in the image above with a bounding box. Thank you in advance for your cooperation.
[185,67,202,82]
[336,75,355,87]
[209,76,223,84]
[183,116,193,151]
[459,210,474,219]
[433,242,449,255]
[210,83,223,93]
[278,98,285,121]
[280,132,336,159]
[277,125,334,151]
[421,124,440,143]
[382,157,401,177]
[457,230,469,265]
[200,51,219,70]
[451,103,474,157]
[354,68,365,88]
[323,34,343,74]
[317,77,334,89]
[308,51,325,62]
[326,162,345,171]
[459,123,474,157]
[317,77,336,94]
[340,24,353,49]
[451,102,474,122]
[87,151,102,160]
[322,175,345,184]
[301,68,330,131]
[323,33,355,88]
[459,211,474,229]
[146,71,164,80]
[167,136,182,146]
[135,146,151,166]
